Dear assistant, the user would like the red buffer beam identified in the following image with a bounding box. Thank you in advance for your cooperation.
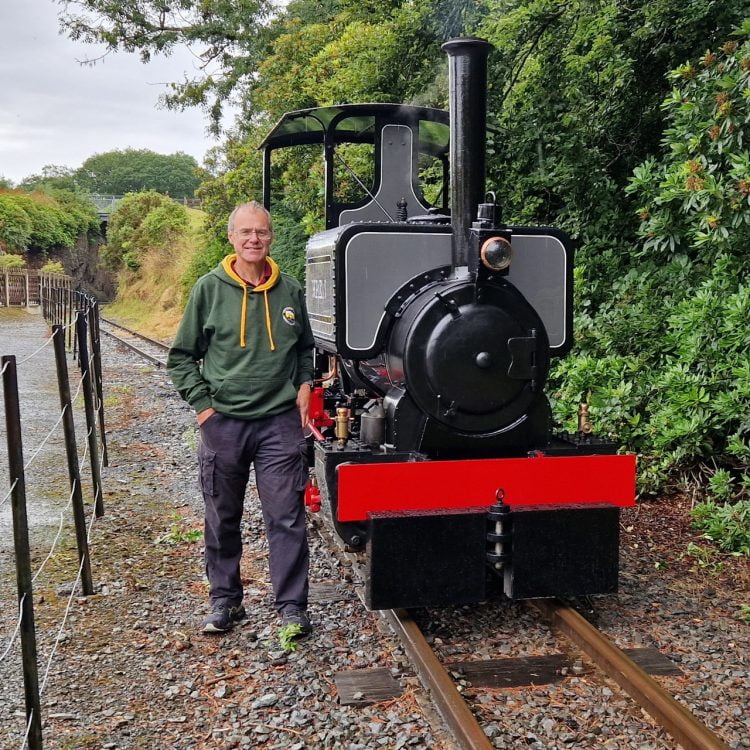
[337,453,636,522]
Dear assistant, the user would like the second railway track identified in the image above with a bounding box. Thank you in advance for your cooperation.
[100,316,170,368]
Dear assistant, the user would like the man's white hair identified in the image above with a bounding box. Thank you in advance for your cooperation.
[227,201,273,234]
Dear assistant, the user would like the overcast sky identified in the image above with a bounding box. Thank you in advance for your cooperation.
[0,0,225,184]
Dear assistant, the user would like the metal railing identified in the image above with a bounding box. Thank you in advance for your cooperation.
[1,289,108,749]
[87,194,201,213]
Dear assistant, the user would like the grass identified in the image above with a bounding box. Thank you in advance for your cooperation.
[682,541,725,575]
[278,623,304,652]
[182,425,198,452]
[154,517,203,546]
[103,207,205,341]
[104,384,133,407]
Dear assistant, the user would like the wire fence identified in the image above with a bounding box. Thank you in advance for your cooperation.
[0,281,108,750]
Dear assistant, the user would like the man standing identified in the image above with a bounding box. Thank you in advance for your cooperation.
[167,201,315,635]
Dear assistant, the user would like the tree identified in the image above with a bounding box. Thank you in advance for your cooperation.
[627,27,750,258]
[74,149,201,197]
[0,190,98,255]
[62,0,750,495]
[19,165,79,192]
[103,191,189,271]
[59,0,275,132]
[0,176,14,189]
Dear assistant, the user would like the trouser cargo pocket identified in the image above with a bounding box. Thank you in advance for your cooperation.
[199,447,218,497]
[296,439,309,492]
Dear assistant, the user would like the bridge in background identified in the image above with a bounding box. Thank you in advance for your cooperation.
[89,194,121,221]
[87,194,202,224]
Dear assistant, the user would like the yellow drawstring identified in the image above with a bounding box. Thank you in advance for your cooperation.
[262,289,276,351]
[239,285,248,348]
[221,254,279,352]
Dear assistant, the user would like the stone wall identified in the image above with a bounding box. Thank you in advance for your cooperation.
[58,231,116,301]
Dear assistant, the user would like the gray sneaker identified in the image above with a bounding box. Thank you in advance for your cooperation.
[202,601,246,633]
[280,606,312,637]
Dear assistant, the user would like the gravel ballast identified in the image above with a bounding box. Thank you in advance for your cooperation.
[0,312,747,749]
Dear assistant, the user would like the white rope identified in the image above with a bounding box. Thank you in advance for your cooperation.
[78,430,90,470]
[27,364,91,582]
[70,368,86,401]
[31,480,78,584]
[29,454,101,737]
[0,594,26,663]
[38,554,84,695]
[0,478,19,510]
[57,316,79,332]
[16,333,56,365]
[19,707,34,750]
[22,405,67,472]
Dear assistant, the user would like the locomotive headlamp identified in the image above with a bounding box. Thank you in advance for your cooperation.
[480,236,513,271]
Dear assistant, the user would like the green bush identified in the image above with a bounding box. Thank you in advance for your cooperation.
[551,27,750,495]
[11,194,74,250]
[0,193,32,252]
[181,235,228,298]
[691,499,750,555]
[627,29,750,258]
[0,254,27,270]
[40,260,65,274]
[0,189,97,255]
[269,208,308,285]
[103,191,189,272]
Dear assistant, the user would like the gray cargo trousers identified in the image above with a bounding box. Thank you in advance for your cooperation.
[198,408,309,613]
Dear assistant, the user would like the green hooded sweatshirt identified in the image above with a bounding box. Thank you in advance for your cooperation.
[167,254,314,420]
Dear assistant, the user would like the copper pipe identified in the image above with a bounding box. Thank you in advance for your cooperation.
[319,355,337,388]
[307,423,325,442]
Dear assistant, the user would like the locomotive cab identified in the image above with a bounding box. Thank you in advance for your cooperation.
[260,102,451,229]
[259,39,636,611]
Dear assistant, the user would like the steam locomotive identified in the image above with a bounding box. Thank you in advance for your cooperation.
[260,38,636,610]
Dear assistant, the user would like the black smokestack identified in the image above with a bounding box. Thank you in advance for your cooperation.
[441,37,492,270]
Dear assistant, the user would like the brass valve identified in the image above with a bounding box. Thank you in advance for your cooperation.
[335,407,350,447]
[577,402,593,434]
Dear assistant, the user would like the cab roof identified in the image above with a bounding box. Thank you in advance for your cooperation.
[259,103,450,156]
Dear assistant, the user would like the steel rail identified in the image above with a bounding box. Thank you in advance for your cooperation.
[100,317,171,351]
[310,514,492,748]
[532,600,730,750]
[99,326,167,368]
[382,608,494,750]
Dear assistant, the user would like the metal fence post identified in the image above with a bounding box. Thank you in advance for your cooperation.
[72,295,79,361]
[75,310,104,517]
[87,302,108,467]
[2,355,44,750]
[52,326,94,595]
[66,282,74,351]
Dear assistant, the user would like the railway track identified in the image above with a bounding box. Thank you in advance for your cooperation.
[99,317,170,368]
[390,599,728,750]
[311,516,729,750]
[101,327,731,750]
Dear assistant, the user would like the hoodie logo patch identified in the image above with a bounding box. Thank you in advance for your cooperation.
[282,307,296,326]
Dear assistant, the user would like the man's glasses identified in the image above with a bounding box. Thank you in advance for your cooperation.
[235,228,272,240]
